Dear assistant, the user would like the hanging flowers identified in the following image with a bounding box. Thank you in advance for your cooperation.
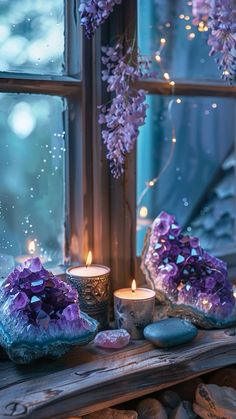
[79,0,123,38]
[98,44,153,178]
[192,0,236,80]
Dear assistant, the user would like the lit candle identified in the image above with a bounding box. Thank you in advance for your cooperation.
[15,240,36,264]
[68,251,109,277]
[114,280,155,339]
[15,240,48,265]
[66,251,110,329]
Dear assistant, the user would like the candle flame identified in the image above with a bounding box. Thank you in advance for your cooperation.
[86,251,92,267]
[28,240,36,255]
[131,279,136,293]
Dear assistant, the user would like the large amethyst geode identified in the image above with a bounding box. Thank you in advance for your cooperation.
[0,258,98,363]
[141,212,236,328]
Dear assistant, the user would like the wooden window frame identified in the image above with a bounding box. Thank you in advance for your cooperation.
[1,0,235,290]
[97,1,236,290]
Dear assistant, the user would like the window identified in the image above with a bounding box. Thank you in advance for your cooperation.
[0,0,82,276]
[1,0,235,287]
[135,0,236,279]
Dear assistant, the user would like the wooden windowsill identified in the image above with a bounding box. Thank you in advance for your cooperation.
[1,328,236,418]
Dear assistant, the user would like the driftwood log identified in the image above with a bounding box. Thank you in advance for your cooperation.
[1,328,236,418]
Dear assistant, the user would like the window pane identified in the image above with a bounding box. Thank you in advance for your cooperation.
[0,93,66,275]
[0,0,65,75]
[137,96,236,257]
[138,0,227,82]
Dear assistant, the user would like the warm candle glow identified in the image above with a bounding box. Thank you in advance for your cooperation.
[131,279,136,293]
[28,240,36,255]
[86,251,92,267]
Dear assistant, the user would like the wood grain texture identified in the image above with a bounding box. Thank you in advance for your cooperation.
[1,329,236,418]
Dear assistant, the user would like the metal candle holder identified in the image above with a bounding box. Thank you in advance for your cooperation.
[114,288,155,339]
[66,265,110,330]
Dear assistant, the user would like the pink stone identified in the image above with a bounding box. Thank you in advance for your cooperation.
[94,329,130,349]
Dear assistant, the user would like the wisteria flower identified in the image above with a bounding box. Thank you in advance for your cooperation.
[192,0,236,80]
[98,44,154,178]
[79,0,123,38]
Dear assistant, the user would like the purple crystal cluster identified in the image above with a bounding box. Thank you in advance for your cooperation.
[0,258,97,363]
[99,44,153,178]
[3,257,80,326]
[141,212,236,326]
[192,0,236,81]
[79,0,122,38]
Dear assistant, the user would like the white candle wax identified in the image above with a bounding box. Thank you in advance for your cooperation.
[69,265,109,277]
[114,288,155,300]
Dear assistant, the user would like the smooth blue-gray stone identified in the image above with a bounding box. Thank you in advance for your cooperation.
[144,318,198,348]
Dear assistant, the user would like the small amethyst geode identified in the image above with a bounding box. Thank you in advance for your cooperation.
[141,212,236,328]
[0,258,98,363]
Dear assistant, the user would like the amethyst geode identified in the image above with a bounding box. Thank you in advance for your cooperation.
[141,212,236,328]
[0,258,98,363]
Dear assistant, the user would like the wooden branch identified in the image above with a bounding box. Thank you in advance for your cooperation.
[133,80,236,98]
[1,328,236,418]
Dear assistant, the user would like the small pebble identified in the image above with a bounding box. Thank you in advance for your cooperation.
[94,329,130,349]
[136,398,168,419]
[160,390,181,409]
[144,318,198,348]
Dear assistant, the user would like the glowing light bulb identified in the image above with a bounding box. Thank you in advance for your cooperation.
[212,103,217,109]
[179,14,185,19]
[202,299,208,305]
[160,38,166,45]
[163,72,170,80]
[176,98,182,104]
[139,206,148,218]
[184,15,190,20]
[198,21,208,32]
[185,25,191,30]
[188,32,196,40]
[155,54,161,62]
[172,137,177,143]
[223,70,230,76]
[148,180,155,187]
[169,80,175,86]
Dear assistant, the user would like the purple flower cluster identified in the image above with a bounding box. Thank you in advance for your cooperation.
[79,0,122,38]
[145,211,235,320]
[2,258,80,328]
[99,44,152,178]
[192,0,236,80]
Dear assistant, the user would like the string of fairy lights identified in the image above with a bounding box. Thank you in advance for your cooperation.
[137,5,222,223]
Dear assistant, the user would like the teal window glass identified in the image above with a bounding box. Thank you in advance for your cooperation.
[0,93,67,274]
[0,0,65,75]
[138,0,227,82]
[137,95,236,256]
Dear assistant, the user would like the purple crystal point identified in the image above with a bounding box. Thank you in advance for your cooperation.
[0,258,98,363]
[141,212,236,328]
